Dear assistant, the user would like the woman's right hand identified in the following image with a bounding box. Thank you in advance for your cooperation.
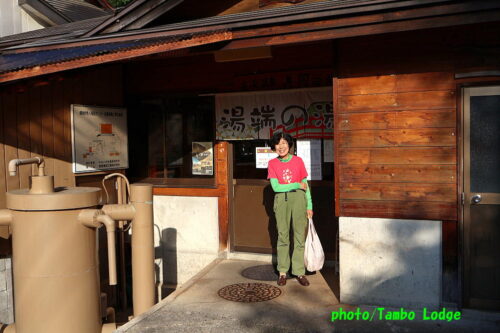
[299,182,308,190]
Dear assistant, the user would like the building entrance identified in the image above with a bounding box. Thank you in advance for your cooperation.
[229,139,337,261]
[463,86,500,310]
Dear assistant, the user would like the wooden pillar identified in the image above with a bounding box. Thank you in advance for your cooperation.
[215,141,232,252]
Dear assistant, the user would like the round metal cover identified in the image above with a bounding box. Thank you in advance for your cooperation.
[218,283,281,303]
[241,264,281,281]
[6,187,101,211]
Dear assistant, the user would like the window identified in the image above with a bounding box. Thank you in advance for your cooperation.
[231,138,333,180]
[128,95,215,187]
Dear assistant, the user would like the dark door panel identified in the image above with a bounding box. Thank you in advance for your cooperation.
[232,179,337,259]
[463,86,500,310]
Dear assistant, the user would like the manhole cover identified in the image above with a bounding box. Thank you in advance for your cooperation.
[218,283,281,303]
[241,265,280,281]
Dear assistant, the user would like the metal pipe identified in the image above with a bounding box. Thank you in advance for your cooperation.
[101,204,135,221]
[116,177,128,311]
[29,175,54,194]
[78,210,117,286]
[97,214,117,286]
[8,157,44,177]
[105,306,115,323]
[4,323,15,333]
[0,209,13,226]
[117,178,124,229]
[101,323,117,333]
[130,183,155,316]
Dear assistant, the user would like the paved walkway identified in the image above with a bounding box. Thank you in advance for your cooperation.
[116,259,500,333]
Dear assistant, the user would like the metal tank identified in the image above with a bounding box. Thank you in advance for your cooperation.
[0,158,118,333]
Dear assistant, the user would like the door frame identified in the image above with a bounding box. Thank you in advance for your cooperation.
[461,83,500,309]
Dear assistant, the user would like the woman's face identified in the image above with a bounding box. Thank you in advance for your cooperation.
[275,138,290,158]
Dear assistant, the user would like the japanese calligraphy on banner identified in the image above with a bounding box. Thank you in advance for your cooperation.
[216,87,332,140]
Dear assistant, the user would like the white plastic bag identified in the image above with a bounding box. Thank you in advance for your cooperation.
[304,218,325,272]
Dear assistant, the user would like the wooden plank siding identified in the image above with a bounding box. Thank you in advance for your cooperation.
[335,72,458,220]
[0,64,123,209]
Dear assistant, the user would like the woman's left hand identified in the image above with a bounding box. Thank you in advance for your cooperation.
[307,210,313,219]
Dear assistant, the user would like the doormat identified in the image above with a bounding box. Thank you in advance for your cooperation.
[241,264,281,281]
[218,283,281,303]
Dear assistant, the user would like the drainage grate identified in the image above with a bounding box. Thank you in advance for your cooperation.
[241,265,280,281]
[218,283,281,303]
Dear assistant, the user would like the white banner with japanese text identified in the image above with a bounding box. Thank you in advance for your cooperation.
[215,87,332,140]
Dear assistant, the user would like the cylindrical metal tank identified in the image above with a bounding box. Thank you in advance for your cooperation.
[6,183,103,333]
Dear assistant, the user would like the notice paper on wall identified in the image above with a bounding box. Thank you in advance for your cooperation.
[323,139,334,163]
[296,139,322,180]
[256,147,277,169]
[192,142,214,175]
[71,104,128,173]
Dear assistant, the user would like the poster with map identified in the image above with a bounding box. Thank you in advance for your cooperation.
[71,105,128,173]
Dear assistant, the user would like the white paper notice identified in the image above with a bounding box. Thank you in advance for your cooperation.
[256,147,277,169]
[296,139,322,180]
[323,139,334,163]
[71,104,128,173]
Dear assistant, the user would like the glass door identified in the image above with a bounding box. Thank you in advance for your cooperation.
[463,86,500,310]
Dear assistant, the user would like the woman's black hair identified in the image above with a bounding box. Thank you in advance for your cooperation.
[269,132,294,151]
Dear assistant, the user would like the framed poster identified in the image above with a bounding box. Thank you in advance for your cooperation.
[71,105,128,173]
[192,142,214,175]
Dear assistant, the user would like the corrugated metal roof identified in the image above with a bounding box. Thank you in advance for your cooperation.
[7,0,453,51]
[0,32,209,74]
[86,0,184,36]
[1,0,492,81]
[45,0,109,21]
[0,16,111,48]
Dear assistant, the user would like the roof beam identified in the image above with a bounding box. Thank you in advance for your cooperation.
[84,0,184,36]
[225,9,500,49]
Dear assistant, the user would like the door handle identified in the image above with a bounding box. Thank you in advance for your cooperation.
[471,194,482,204]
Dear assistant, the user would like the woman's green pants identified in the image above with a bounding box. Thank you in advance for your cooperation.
[274,190,307,276]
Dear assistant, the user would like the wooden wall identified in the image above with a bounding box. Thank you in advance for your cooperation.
[333,22,500,221]
[334,72,457,221]
[126,41,334,94]
[0,64,123,210]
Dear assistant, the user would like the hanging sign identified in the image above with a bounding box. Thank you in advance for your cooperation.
[71,105,128,173]
[296,139,322,180]
[255,147,277,169]
[192,142,214,175]
[216,87,332,140]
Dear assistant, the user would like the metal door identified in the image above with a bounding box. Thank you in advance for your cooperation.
[463,86,500,310]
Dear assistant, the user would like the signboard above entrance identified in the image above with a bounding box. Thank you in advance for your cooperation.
[215,87,332,140]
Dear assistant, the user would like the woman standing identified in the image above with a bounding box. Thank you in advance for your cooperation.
[268,132,313,287]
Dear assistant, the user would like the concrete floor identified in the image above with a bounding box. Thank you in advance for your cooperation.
[116,259,500,333]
